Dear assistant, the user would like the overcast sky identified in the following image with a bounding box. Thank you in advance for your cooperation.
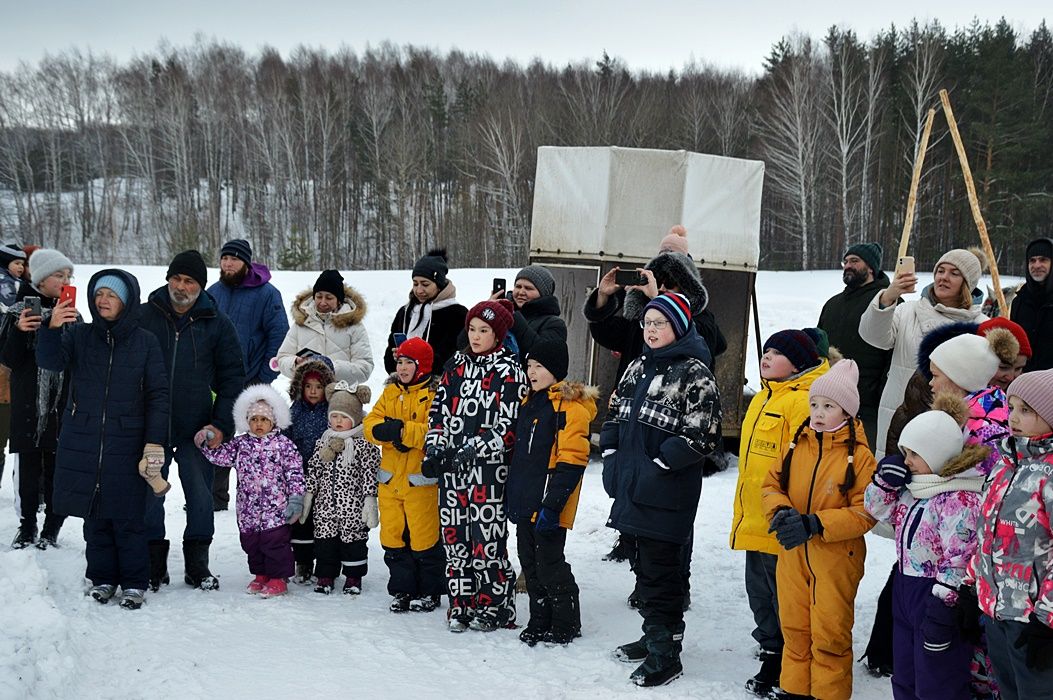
[0,0,1048,75]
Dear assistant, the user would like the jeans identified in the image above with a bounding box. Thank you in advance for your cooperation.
[144,440,215,542]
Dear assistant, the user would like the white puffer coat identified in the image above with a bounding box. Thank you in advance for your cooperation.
[276,284,374,385]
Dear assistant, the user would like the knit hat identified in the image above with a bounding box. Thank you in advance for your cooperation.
[396,337,434,380]
[803,327,830,358]
[247,399,275,423]
[809,359,860,418]
[525,339,569,382]
[326,381,371,426]
[0,243,26,268]
[29,248,75,287]
[411,248,450,289]
[92,274,131,306]
[1008,369,1053,429]
[166,250,208,288]
[844,242,883,275]
[644,292,693,340]
[978,317,1032,359]
[515,265,556,298]
[934,248,985,292]
[220,238,252,266]
[465,299,515,344]
[313,270,346,305]
[659,225,690,256]
[1026,238,1053,261]
[928,334,1001,392]
[899,409,967,475]
[764,329,820,372]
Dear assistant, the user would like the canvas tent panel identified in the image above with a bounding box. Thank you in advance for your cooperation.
[606,148,686,251]
[682,152,763,268]
[530,148,611,255]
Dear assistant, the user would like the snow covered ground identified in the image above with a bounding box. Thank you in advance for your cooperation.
[2,264,1008,699]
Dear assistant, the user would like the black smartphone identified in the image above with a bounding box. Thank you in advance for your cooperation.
[393,332,407,347]
[295,347,316,358]
[25,296,41,317]
[614,270,647,287]
[492,277,506,295]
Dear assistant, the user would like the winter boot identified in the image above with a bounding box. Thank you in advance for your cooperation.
[182,539,219,590]
[89,584,118,604]
[546,591,581,645]
[614,638,649,663]
[35,532,59,550]
[342,576,362,595]
[314,577,335,595]
[468,615,499,633]
[119,589,146,610]
[11,522,37,549]
[767,690,814,700]
[448,617,469,633]
[389,593,412,613]
[409,594,442,612]
[149,539,170,592]
[36,516,63,550]
[745,649,782,697]
[260,578,288,598]
[293,561,314,585]
[246,575,269,594]
[520,591,552,646]
[630,658,684,687]
[630,623,684,687]
[519,625,547,646]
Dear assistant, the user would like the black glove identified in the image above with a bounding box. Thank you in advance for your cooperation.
[392,439,412,454]
[956,586,983,646]
[877,454,911,489]
[770,509,821,550]
[371,418,404,443]
[452,442,478,473]
[922,595,958,652]
[1014,613,1053,671]
[421,447,451,478]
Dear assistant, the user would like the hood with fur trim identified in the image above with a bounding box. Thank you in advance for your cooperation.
[289,356,337,402]
[233,383,292,433]
[623,252,709,319]
[290,284,367,329]
[552,381,601,403]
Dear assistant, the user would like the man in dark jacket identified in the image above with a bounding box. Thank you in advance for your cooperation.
[139,250,245,591]
[206,238,288,511]
[817,242,892,448]
[1011,237,1053,371]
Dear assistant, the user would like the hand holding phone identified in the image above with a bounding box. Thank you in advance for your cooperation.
[60,285,76,308]
[492,278,506,295]
[25,296,42,318]
[895,256,917,294]
[614,269,647,287]
[393,332,408,347]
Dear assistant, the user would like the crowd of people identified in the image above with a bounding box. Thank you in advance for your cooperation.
[2,230,1052,696]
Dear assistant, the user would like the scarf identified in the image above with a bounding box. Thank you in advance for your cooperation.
[404,282,459,341]
[907,472,985,499]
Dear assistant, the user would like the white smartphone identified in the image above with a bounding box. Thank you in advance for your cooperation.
[896,256,915,276]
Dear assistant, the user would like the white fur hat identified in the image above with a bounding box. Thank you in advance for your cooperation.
[233,384,291,433]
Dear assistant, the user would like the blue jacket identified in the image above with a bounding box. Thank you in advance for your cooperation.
[138,284,245,444]
[37,270,169,520]
[207,263,288,384]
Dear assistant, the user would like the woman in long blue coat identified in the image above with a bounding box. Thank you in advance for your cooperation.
[37,269,169,610]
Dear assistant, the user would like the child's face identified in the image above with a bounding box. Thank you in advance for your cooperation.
[992,355,1028,392]
[303,378,325,405]
[7,259,24,278]
[395,356,418,384]
[1009,395,1053,437]
[329,413,354,431]
[809,396,848,432]
[929,363,966,397]
[467,318,497,354]
[526,358,557,392]
[642,309,676,350]
[902,447,934,475]
[760,348,797,380]
[249,415,274,436]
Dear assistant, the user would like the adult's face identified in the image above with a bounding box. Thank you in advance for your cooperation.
[94,287,124,322]
[511,279,541,309]
[991,354,1027,392]
[932,263,965,304]
[168,273,202,311]
[1029,255,1051,283]
[314,291,339,314]
[219,255,247,282]
[38,268,72,299]
[411,276,439,304]
[842,255,873,288]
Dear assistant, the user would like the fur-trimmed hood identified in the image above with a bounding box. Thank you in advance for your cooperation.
[290,284,367,329]
[233,383,292,433]
[289,356,336,402]
[623,252,709,319]
[550,381,600,403]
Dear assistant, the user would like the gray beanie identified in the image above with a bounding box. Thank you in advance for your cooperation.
[29,248,74,286]
[515,265,556,298]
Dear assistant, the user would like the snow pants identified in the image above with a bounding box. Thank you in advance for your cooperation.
[381,480,444,597]
[746,550,782,653]
[985,617,1053,700]
[891,569,972,700]
[517,520,580,636]
[240,525,294,579]
[439,463,516,626]
[776,536,865,700]
[17,449,64,535]
[84,517,148,590]
[289,513,314,569]
[315,536,368,579]
[634,536,687,662]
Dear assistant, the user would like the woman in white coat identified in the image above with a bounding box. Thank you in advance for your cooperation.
[858,248,988,455]
[276,270,374,385]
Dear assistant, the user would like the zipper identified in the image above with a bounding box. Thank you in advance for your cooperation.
[89,330,116,516]
[528,418,538,454]
[987,450,1024,616]
[900,500,925,559]
[803,431,824,605]
[731,384,773,547]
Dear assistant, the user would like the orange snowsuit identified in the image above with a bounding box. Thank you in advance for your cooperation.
[761,420,877,700]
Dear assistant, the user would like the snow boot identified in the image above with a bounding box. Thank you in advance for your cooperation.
[89,584,118,604]
[468,616,499,633]
[409,594,442,612]
[293,561,314,585]
[11,522,37,549]
[542,628,582,646]
[547,591,581,644]
[767,690,814,700]
[148,539,170,591]
[448,617,469,633]
[119,589,146,610]
[630,658,684,687]
[182,539,219,590]
[342,576,362,595]
[246,575,269,594]
[630,623,684,686]
[35,532,59,550]
[389,593,412,613]
[260,578,288,598]
[519,625,548,647]
[36,516,64,550]
[314,577,335,595]
[745,649,782,697]
[614,638,649,663]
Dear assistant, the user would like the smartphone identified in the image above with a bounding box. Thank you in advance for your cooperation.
[895,256,915,276]
[614,269,647,287]
[295,347,316,358]
[393,332,408,347]
[25,296,41,317]
[60,285,76,308]
[492,277,506,295]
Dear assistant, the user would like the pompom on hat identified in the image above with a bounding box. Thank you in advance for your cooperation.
[658,225,690,256]
[978,317,1031,359]
[326,381,371,426]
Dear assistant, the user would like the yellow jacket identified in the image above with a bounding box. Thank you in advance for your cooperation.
[730,360,829,554]
[363,374,437,487]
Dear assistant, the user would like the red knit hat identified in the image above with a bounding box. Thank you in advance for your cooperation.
[465,299,515,343]
[397,337,434,379]
[978,317,1032,359]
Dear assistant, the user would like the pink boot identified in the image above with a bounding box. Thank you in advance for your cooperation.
[259,578,288,598]
[246,575,269,595]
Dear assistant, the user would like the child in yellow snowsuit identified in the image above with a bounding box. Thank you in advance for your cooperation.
[364,337,445,614]
[761,359,877,700]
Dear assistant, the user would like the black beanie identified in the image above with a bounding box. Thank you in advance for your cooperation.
[411,248,449,289]
[1026,238,1053,261]
[166,250,208,288]
[220,238,252,266]
[0,243,26,268]
[526,339,570,382]
[313,270,346,305]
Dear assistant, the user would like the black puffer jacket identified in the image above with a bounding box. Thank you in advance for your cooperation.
[1011,237,1053,371]
[384,282,468,375]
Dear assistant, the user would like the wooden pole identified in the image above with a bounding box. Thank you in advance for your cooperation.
[898,108,936,259]
[939,89,1007,316]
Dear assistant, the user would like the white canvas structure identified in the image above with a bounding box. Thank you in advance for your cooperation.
[530,146,764,269]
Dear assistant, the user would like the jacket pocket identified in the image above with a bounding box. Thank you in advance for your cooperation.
[632,459,698,511]
[377,466,394,484]
[602,451,618,498]
[748,414,784,460]
[408,473,438,487]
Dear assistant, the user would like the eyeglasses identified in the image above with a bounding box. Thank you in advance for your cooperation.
[640,319,670,330]
[49,271,73,283]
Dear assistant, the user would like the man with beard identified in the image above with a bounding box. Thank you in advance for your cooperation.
[206,239,288,510]
[1011,237,1053,371]
[139,250,245,591]
[817,243,891,447]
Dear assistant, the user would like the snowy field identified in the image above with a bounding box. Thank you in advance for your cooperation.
[0,264,1011,699]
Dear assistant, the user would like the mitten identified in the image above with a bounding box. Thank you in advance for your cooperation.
[1014,613,1053,671]
[956,585,983,645]
[772,511,821,550]
[362,496,379,529]
[299,492,313,524]
[392,440,412,454]
[421,446,449,478]
[877,454,911,489]
[193,429,210,449]
[138,444,170,495]
[922,595,958,652]
[371,418,404,443]
[452,442,478,473]
[535,506,561,534]
[284,494,304,524]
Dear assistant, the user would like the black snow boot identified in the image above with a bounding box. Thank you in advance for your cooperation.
[544,590,581,645]
[614,638,649,663]
[183,539,219,590]
[149,539,170,592]
[629,623,684,687]
[12,522,38,549]
[745,649,782,697]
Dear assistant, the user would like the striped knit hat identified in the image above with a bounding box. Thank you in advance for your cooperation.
[644,292,692,339]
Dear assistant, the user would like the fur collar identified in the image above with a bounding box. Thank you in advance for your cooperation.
[290,284,367,328]
[382,372,441,391]
[623,252,709,319]
[234,384,292,433]
[548,381,600,402]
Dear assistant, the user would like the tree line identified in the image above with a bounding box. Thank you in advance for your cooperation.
[0,18,1050,274]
